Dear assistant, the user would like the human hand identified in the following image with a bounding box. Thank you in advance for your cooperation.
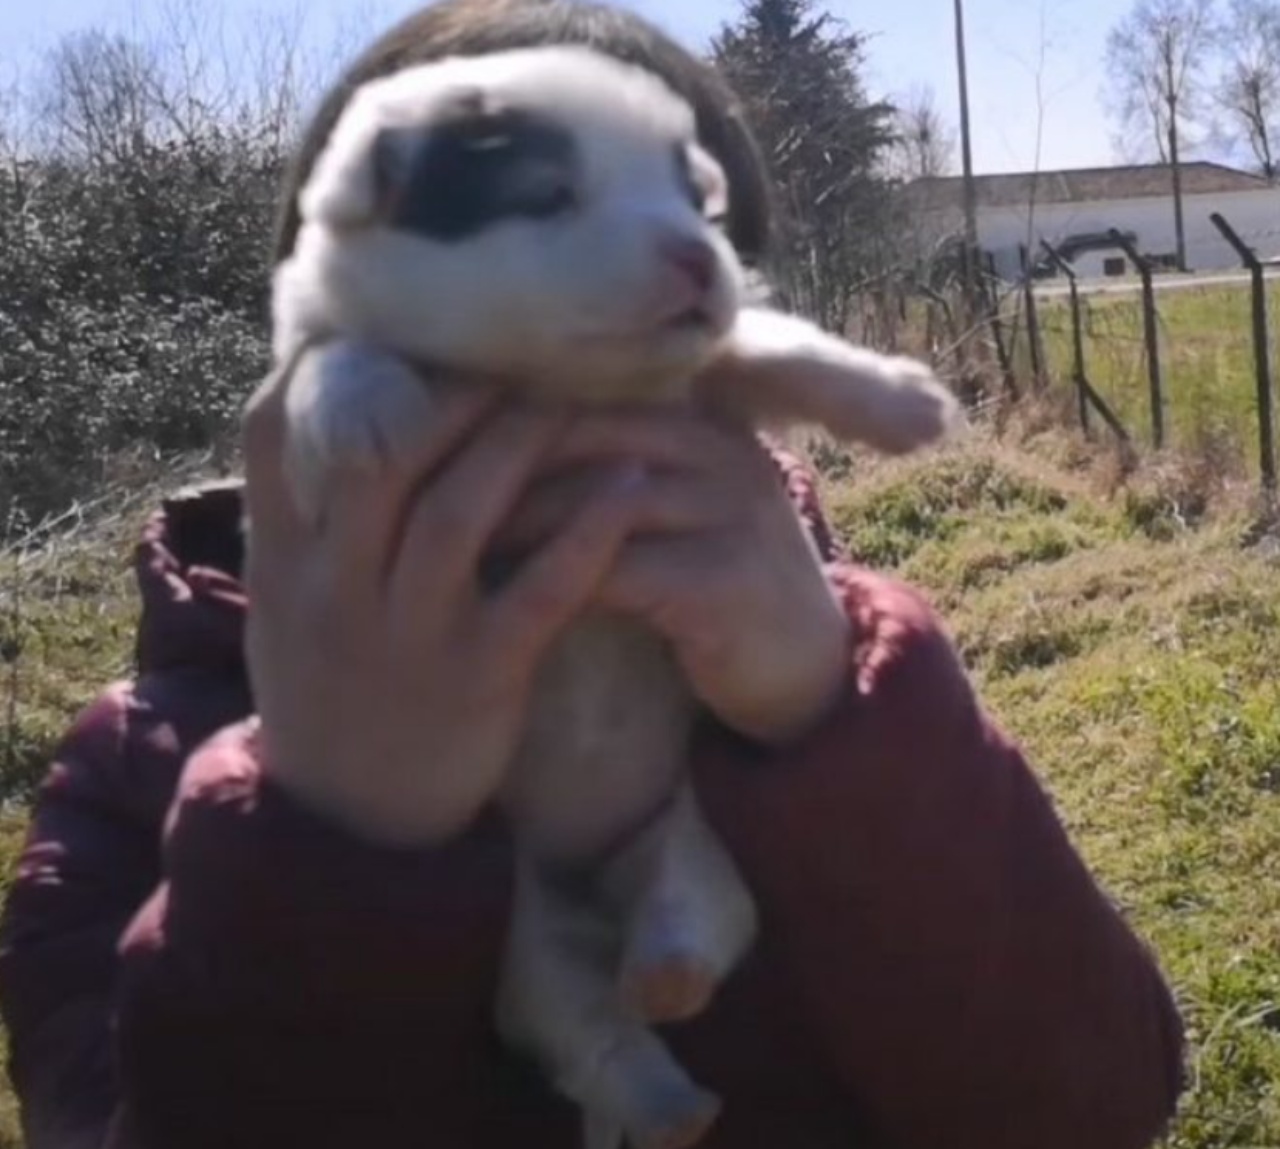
[238,348,643,847]
[499,409,851,745]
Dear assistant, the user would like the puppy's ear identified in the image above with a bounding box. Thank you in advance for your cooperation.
[298,94,397,228]
[298,86,488,229]
[686,142,730,225]
[696,308,964,456]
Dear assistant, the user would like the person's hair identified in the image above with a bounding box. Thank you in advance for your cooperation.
[271,0,773,265]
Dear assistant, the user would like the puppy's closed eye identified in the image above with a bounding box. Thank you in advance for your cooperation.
[374,105,581,241]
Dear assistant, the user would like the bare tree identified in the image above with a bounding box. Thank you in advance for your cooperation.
[0,0,384,522]
[886,85,956,181]
[0,59,20,150]
[34,31,164,162]
[1216,0,1280,179]
[25,0,356,166]
[982,0,1061,272]
[1103,0,1219,271]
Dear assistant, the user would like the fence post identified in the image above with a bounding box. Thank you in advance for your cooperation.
[1107,229,1165,450]
[1019,245,1046,392]
[983,251,1019,399]
[1210,212,1276,494]
[1040,239,1090,434]
[1039,238,1134,453]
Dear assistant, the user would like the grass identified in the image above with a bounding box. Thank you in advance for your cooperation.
[1028,282,1280,479]
[0,489,152,1148]
[0,463,226,1147]
[820,426,1280,1147]
[2,426,1280,1146]
[0,819,23,1148]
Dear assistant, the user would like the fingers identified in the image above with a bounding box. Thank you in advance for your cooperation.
[593,533,727,622]
[483,465,740,679]
[488,463,621,553]
[483,477,641,673]
[491,464,725,555]
[389,404,572,616]
[248,340,508,609]
[543,408,757,476]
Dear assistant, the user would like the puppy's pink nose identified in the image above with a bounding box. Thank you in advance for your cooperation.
[657,234,717,295]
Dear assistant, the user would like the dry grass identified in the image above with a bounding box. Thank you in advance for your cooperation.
[2,452,228,809]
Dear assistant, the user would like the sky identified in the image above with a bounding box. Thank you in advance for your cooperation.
[0,0,1125,176]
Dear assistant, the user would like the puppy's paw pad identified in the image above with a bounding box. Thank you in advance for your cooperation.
[283,340,436,520]
[305,341,436,473]
[621,954,718,1025]
[631,1085,721,1149]
[584,1031,721,1149]
[645,1105,720,1149]
[869,362,962,453]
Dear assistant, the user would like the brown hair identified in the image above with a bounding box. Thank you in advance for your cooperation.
[271,0,772,265]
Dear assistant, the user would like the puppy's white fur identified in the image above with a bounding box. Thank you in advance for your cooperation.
[277,48,738,403]
[272,44,961,1149]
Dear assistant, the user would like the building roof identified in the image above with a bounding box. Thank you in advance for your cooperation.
[908,161,1273,212]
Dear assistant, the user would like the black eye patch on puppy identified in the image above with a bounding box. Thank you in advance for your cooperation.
[374,96,581,242]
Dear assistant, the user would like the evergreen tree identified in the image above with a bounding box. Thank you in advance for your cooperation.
[712,0,895,328]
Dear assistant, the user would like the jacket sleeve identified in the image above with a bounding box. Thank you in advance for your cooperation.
[0,687,159,1149]
[109,720,522,1149]
[692,564,1186,1149]
[1,675,517,1149]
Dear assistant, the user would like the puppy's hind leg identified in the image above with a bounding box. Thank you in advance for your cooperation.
[496,854,721,1149]
[603,784,759,1026]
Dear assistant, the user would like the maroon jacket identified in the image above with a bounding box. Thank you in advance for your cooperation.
[0,458,1185,1149]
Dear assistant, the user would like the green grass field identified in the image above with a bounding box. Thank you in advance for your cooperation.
[1027,282,1280,480]
[2,424,1280,1146]
[822,434,1280,1146]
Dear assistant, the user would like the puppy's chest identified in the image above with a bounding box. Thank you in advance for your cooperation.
[501,611,697,859]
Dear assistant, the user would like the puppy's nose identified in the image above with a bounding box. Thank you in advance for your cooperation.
[656,234,717,296]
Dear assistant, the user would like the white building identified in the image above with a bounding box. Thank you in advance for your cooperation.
[907,161,1280,281]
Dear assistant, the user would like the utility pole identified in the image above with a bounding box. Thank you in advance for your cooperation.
[954,0,980,307]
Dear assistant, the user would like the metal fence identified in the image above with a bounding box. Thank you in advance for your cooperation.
[862,210,1280,495]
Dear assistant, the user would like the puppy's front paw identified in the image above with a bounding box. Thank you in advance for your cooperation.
[282,339,437,522]
[861,359,963,455]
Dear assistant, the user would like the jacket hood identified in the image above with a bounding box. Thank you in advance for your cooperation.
[133,479,248,676]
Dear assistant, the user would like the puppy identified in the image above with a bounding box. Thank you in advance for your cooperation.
[271,43,961,1149]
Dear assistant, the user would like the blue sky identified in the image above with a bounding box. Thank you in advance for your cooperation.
[0,0,1121,175]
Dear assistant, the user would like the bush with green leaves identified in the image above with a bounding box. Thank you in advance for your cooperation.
[0,127,283,526]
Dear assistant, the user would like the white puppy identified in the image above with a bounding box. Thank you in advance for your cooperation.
[271,43,961,1149]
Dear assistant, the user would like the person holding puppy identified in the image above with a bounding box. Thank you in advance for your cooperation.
[0,2,1185,1148]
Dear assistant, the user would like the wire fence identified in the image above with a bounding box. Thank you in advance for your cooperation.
[852,209,1280,496]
